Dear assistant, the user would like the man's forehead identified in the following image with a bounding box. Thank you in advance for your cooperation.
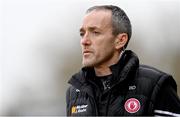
[81,10,112,30]
[80,26,101,32]
[84,10,112,19]
[87,9,112,14]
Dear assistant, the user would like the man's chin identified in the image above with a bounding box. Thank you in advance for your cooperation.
[82,61,95,67]
[82,63,93,68]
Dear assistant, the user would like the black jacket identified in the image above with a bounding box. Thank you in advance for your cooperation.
[66,50,180,116]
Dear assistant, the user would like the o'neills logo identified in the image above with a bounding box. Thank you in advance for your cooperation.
[71,104,88,114]
[124,98,140,113]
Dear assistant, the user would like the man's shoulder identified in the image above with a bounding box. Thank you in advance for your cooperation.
[136,64,177,90]
[66,85,77,94]
[138,64,169,78]
[67,69,87,91]
[69,70,84,82]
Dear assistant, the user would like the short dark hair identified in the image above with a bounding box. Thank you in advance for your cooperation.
[86,5,132,48]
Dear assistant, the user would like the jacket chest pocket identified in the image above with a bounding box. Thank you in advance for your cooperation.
[69,91,96,116]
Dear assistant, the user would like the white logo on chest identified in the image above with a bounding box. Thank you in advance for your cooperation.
[129,85,136,90]
[124,98,141,113]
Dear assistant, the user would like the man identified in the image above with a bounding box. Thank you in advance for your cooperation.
[66,5,180,116]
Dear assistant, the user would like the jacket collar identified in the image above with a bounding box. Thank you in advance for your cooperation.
[68,50,139,90]
[110,50,139,87]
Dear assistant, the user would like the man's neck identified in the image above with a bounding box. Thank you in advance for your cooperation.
[94,66,112,77]
[94,50,124,77]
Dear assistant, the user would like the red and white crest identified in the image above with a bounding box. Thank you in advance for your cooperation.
[124,98,140,113]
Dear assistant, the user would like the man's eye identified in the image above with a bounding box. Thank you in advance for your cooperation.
[93,31,100,35]
[80,32,84,37]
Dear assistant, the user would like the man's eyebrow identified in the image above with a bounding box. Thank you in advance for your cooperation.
[79,28,84,32]
[79,26,101,32]
[89,27,100,31]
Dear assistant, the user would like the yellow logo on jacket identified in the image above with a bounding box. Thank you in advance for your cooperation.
[71,106,77,113]
[71,105,88,114]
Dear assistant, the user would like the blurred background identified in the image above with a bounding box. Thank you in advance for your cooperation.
[0,0,180,116]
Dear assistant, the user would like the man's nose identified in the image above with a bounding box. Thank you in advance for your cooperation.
[80,34,91,45]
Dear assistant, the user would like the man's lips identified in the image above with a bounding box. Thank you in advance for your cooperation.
[83,50,92,54]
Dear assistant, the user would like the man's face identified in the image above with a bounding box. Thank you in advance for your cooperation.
[80,10,117,67]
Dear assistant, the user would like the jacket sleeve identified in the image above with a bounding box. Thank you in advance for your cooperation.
[154,75,180,116]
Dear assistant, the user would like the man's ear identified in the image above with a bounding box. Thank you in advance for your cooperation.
[114,33,128,50]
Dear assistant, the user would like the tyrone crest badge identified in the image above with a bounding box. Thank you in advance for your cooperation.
[124,98,140,113]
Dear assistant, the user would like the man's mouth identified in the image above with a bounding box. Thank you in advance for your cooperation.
[83,50,92,55]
